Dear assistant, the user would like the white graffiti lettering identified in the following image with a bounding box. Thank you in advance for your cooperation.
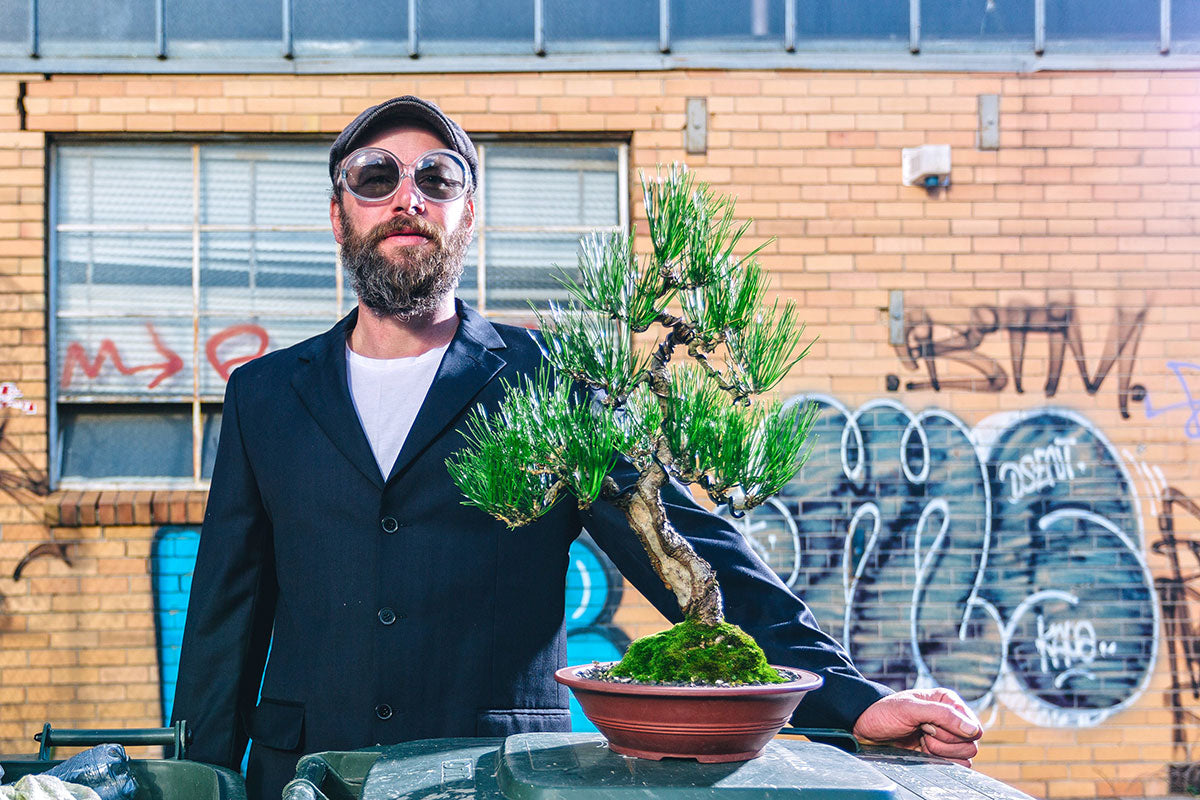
[998,436,1080,503]
[1035,615,1119,688]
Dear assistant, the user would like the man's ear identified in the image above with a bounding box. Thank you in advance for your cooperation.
[463,195,476,234]
[330,197,344,244]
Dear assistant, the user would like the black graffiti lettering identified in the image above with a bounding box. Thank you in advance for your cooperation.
[0,415,73,579]
[890,298,1148,418]
[1153,487,1200,760]
[892,306,1007,392]
[1004,301,1147,419]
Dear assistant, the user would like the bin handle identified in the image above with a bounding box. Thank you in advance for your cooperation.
[35,721,190,761]
[282,759,331,800]
[778,727,861,753]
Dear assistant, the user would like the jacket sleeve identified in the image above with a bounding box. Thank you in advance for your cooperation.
[171,368,277,768]
[580,459,891,733]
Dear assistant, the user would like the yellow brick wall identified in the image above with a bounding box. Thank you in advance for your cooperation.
[1,70,1199,799]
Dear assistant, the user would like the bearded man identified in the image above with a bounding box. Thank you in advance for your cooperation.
[172,96,981,800]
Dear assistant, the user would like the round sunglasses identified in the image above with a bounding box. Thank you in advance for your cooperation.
[338,147,471,204]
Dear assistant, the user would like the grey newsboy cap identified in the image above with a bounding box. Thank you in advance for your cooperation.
[328,95,479,190]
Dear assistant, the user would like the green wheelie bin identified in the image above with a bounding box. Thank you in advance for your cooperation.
[1,724,245,800]
[281,731,1037,800]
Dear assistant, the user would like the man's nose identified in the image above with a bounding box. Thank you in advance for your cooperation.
[393,174,425,214]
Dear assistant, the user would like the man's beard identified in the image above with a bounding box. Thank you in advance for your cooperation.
[338,207,472,320]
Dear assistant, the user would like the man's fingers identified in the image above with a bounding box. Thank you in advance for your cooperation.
[914,696,982,740]
[922,719,980,744]
[923,734,980,763]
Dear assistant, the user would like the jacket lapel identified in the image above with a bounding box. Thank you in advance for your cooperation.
[290,308,386,491]
[386,302,508,483]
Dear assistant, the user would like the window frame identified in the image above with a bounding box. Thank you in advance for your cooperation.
[47,134,631,490]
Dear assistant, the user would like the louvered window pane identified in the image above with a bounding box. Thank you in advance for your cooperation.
[60,405,194,480]
[38,0,156,58]
[485,233,584,311]
[543,0,658,45]
[57,146,194,226]
[478,144,620,314]
[293,0,409,55]
[671,0,783,43]
[419,0,533,53]
[797,0,906,39]
[200,146,331,228]
[167,0,281,41]
[0,4,26,52]
[921,0,1034,42]
[1047,0,1158,40]
[485,147,619,228]
[57,317,195,399]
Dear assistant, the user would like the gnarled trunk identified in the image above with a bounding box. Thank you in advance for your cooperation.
[617,460,723,626]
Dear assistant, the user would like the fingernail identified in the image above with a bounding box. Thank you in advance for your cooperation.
[960,721,980,736]
[921,724,937,736]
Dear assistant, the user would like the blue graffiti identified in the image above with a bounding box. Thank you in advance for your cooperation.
[150,527,200,725]
[1143,361,1200,439]
[735,397,1158,728]
[151,528,628,734]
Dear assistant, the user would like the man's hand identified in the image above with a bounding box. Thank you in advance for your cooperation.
[851,688,983,767]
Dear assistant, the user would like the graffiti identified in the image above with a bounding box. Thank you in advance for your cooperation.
[887,299,1148,419]
[1143,361,1200,439]
[0,417,48,508]
[1153,488,1200,760]
[206,324,271,382]
[61,322,271,391]
[996,435,1080,503]
[0,383,36,414]
[150,527,627,733]
[60,322,183,390]
[740,395,1159,727]
[0,411,72,579]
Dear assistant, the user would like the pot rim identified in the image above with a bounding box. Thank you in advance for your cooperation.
[554,663,823,697]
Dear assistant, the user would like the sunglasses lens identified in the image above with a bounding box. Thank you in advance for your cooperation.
[343,150,400,200]
[413,152,468,201]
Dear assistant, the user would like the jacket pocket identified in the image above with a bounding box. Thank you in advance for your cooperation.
[244,698,305,752]
[476,708,571,738]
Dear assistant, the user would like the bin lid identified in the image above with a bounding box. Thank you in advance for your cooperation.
[362,733,898,800]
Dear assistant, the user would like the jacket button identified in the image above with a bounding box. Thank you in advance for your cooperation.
[381,516,399,534]
[378,607,397,626]
[375,703,392,720]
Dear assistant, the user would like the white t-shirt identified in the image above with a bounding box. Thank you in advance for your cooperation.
[346,341,451,479]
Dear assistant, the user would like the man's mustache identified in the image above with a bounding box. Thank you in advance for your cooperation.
[366,216,443,247]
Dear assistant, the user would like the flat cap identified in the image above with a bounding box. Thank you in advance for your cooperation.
[328,95,479,190]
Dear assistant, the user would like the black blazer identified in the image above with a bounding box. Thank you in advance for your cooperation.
[172,302,888,784]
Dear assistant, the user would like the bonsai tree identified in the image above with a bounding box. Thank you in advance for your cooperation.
[447,165,817,684]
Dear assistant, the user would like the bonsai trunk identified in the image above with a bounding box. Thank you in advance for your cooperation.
[618,459,724,626]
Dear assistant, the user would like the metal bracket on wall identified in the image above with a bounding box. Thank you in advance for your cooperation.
[888,289,905,346]
[685,97,707,155]
[978,94,1000,150]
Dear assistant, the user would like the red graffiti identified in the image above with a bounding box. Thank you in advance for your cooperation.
[206,324,270,381]
[61,322,271,390]
[61,322,184,390]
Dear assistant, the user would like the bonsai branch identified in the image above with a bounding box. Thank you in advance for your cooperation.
[616,443,723,627]
[652,312,749,405]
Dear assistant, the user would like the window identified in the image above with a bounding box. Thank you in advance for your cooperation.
[51,139,627,486]
[5,0,1193,65]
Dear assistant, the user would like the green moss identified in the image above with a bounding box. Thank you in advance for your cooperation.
[608,619,786,684]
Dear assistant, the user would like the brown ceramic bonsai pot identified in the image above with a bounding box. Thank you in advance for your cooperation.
[554,664,823,763]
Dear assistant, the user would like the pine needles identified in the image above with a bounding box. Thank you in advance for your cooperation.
[448,163,818,522]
